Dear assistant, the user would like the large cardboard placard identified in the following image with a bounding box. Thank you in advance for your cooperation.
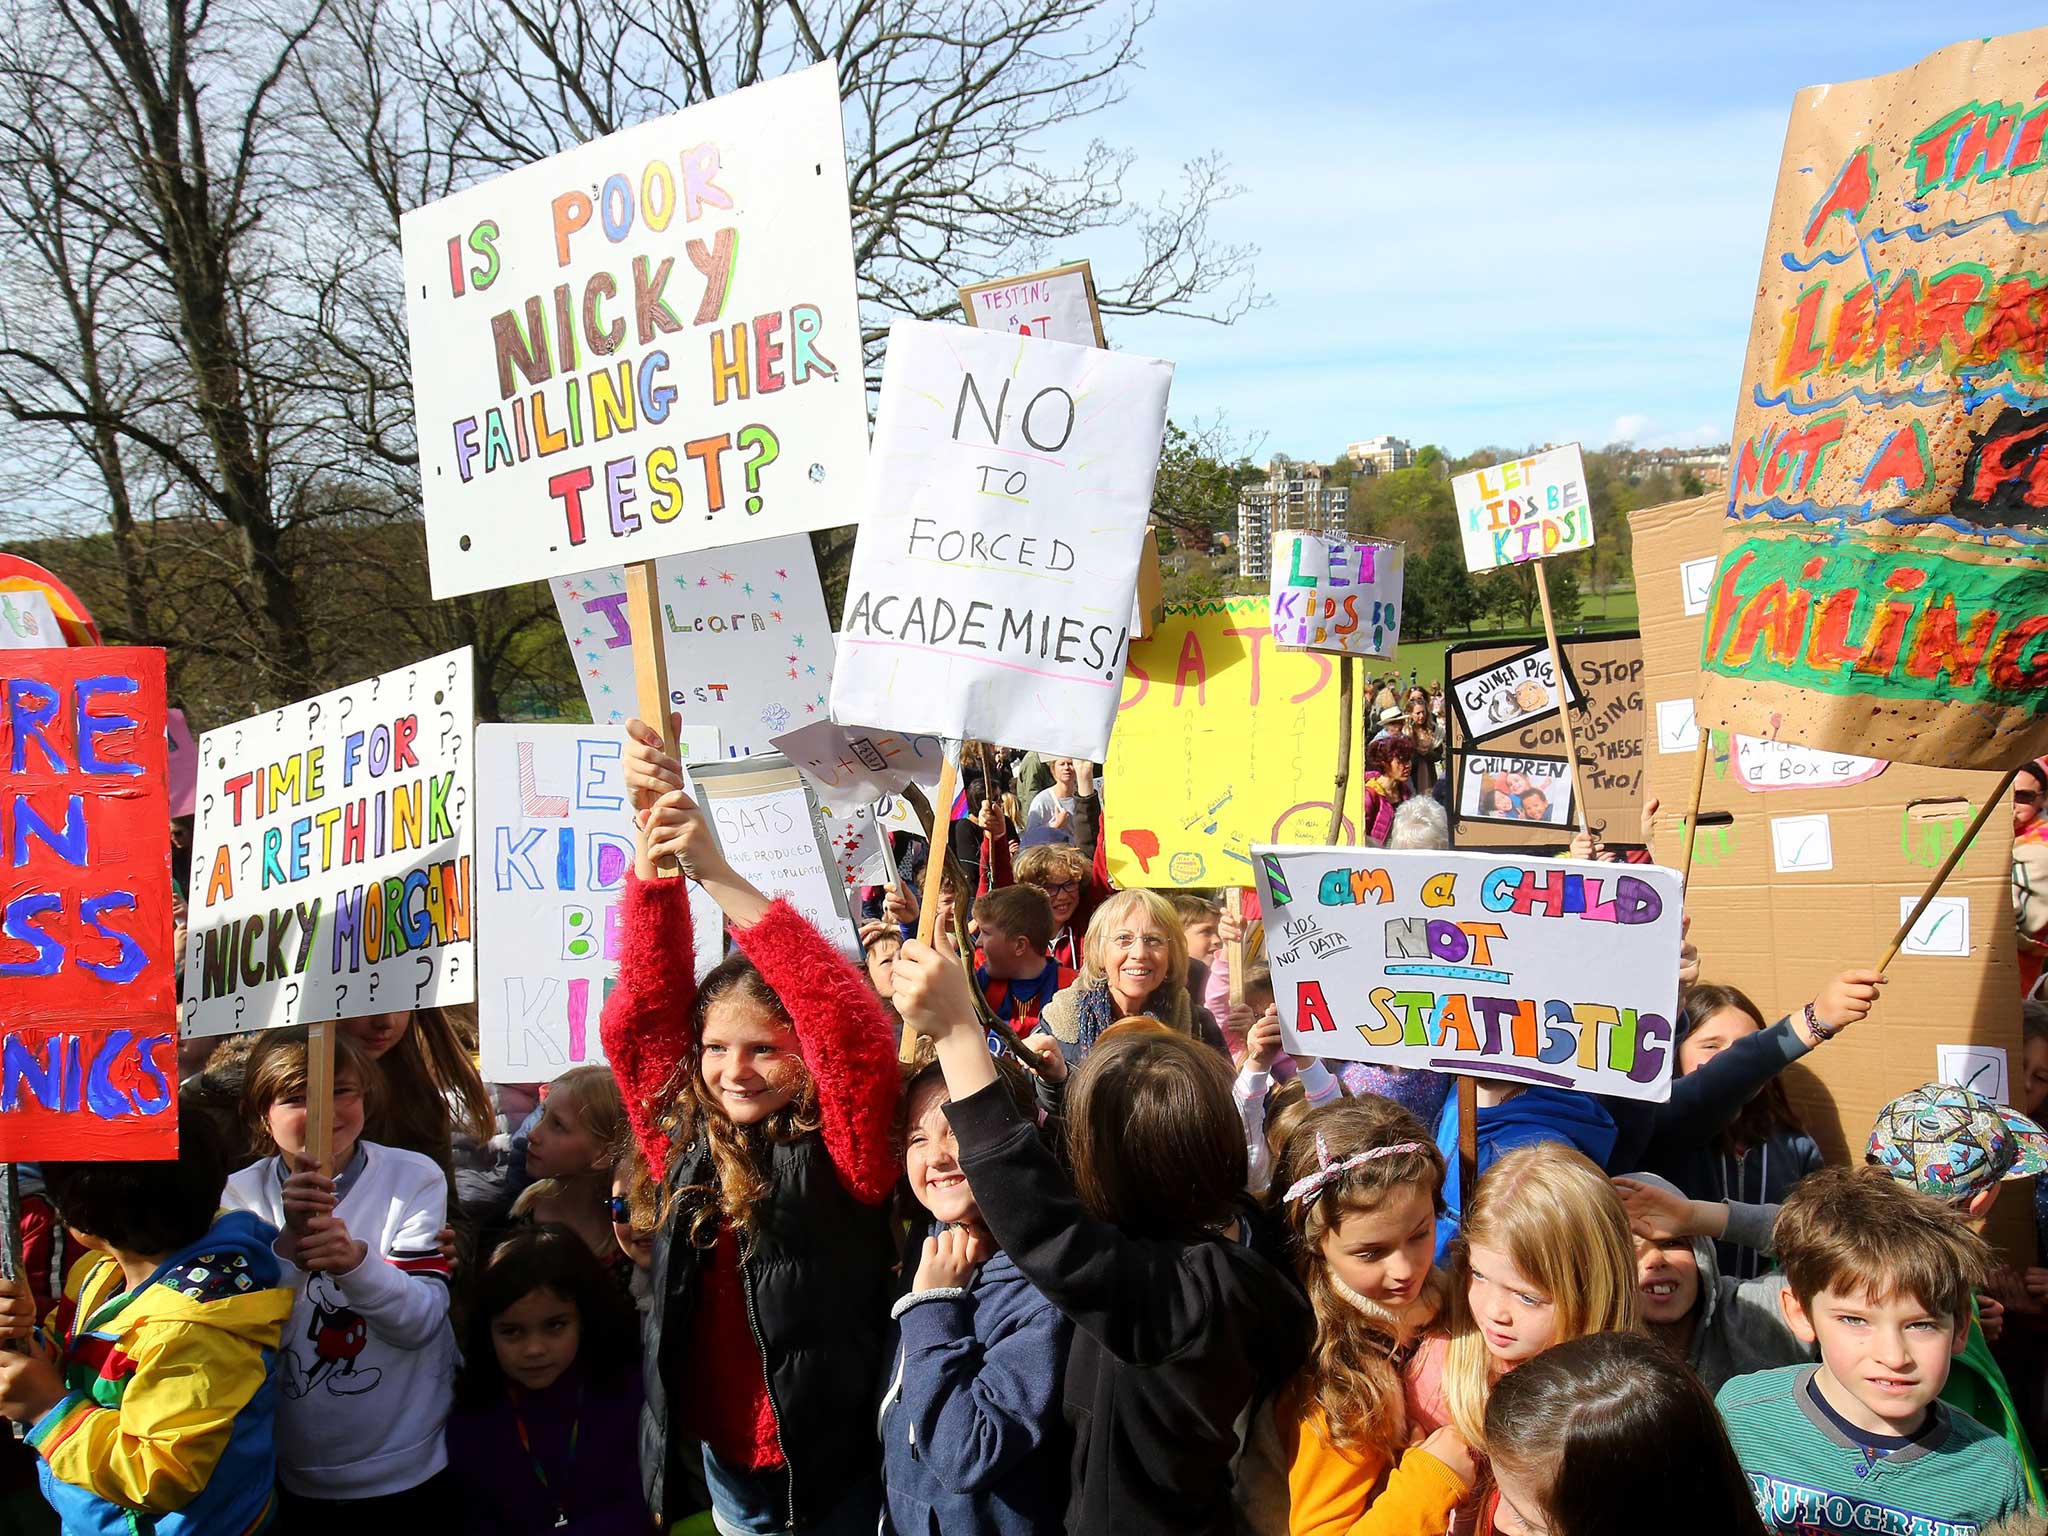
[2,648,177,1159]
[958,261,1106,347]
[1453,444,1593,570]
[1634,492,2030,1251]
[1252,845,1682,1102]
[474,723,722,1081]
[552,533,836,753]
[1269,534,1404,658]
[184,649,477,1035]
[1446,634,1645,851]
[689,755,855,954]
[1104,597,1365,889]
[1697,28,2048,771]
[830,319,1173,761]
[402,61,869,598]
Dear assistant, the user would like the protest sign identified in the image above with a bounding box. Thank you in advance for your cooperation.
[1252,845,1682,1102]
[184,648,476,1036]
[0,555,97,646]
[552,534,836,753]
[1696,27,2048,771]
[1269,533,1404,658]
[1446,635,1644,852]
[1,647,177,1159]
[689,754,855,953]
[958,261,1106,347]
[166,708,197,818]
[474,723,720,1079]
[1105,597,1364,888]
[0,591,63,650]
[1453,445,1593,571]
[831,319,1173,761]
[402,61,869,599]
[1456,753,1574,828]
[771,718,945,806]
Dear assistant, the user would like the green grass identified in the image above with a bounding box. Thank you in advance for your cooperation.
[1393,588,1641,691]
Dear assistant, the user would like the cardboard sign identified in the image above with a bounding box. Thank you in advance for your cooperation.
[1732,737,1888,793]
[402,61,869,599]
[184,649,477,1036]
[1,648,177,1159]
[771,718,945,805]
[552,534,836,753]
[1453,444,1593,570]
[1446,635,1644,852]
[0,591,64,650]
[1457,753,1574,828]
[1633,491,2031,1254]
[1105,597,1363,889]
[690,755,854,953]
[958,261,1105,347]
[1697,27,2048,771]
[1269,534,1404,658]
[474,724,720,1080]
[1252,846,1682,1102]
[831,319,1173,761]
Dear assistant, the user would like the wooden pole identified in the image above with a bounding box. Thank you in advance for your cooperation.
[1226,887,1246,1009]
[0,1165,19,1291]
[1328,655,1356,843]
[1531,561,1592,836]
[624,561,682,880]
[305,1018,336,1174]
[1457,1074,1478,1216]
[1677,733,1710,886]
[1875,764,2024,976]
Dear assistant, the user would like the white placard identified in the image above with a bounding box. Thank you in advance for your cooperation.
[829,319,1173,760]
[474,723,722,1080]
[1450,644,1579,744]
[771,718,946,805]
[184,649,476,1035]
[1655,698,1700,754]
[1937,1043,2008,1104]
[1269,534,1404,658]
[1680,556,1718,617]
[552,534,836,753]
[959,263,1102,346]
[1899,895,1970,958]
[402,61,869,598]
[0,591,64,649]
[1251,845,1682,1102]
[1733,736,1888,791]
[1769,813,1834,874]
[1453,443,1593,571]
[691,759,855,954]
[1458,753,1574,827]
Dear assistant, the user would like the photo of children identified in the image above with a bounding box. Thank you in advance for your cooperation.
[1458,753,1573,827]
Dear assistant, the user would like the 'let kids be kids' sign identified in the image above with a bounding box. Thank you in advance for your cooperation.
[1253,846,1683,1102]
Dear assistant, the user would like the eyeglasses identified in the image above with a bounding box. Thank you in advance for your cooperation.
[2019,790,2043,807]
[606,1195,631,1222]
[1042,879,1081,896]
[1111,932,1170,952]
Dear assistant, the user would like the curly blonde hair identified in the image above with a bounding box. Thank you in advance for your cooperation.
[1275,1097,1447,1459]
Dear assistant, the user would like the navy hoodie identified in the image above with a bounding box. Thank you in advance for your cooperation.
[1433,1084,1617,1260]
[878,1237,1071,1536]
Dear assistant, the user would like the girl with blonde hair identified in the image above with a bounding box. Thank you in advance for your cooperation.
[1041,888,1227,1067]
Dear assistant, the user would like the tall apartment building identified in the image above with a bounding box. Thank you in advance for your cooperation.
[1237,457,1350,580]
[1345,435,1415,476]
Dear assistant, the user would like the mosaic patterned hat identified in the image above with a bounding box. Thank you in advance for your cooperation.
[1868,1083,2048,1203]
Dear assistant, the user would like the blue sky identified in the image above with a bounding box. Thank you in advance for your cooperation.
[1072,3,2046,462]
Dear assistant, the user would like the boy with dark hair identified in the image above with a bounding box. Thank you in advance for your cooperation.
[972,883,1074,1029]
[1716,1164,2029,1534]
[0,1108,293,1534]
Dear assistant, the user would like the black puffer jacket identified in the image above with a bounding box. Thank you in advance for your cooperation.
[641,1133,895,1526]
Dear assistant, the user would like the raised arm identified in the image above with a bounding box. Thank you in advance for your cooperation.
[602,870,704,1172]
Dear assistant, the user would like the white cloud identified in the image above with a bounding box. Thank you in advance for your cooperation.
[1609,415,1653,445]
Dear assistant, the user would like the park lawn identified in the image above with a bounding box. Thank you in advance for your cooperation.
[1394,587,1641,691]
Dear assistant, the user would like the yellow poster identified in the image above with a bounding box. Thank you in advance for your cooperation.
[1105,597,1364,888]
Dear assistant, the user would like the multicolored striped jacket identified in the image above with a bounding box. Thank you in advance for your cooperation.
[29,1209,292,1534]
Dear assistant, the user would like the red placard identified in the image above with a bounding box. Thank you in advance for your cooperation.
[1,648,176,1159]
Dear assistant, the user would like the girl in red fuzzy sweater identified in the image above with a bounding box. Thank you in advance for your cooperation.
[604,717,901,1535]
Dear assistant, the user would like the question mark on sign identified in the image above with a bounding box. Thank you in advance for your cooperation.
[451,784,467,824]
[238,841,253,881]
[339,694,355,726]
[413,953,434,1002]
[284,980,300,1014]
[368,971,380,1001]
[371,674,381,702]
[446,658,459,693]
[234,995,247,1026]
[202,792,214,819]
[408,670,417,702]
[444,953,462,989]
[233,727,243,753]
[439,712,457,753]
[274,705,285,731]
[306,699,322,733]
[181,996,197,1033]
[334,982,348,1014]
[736,424,780,515]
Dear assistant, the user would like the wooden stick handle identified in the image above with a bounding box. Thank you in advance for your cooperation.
[624,560,682,880]
[1329,655,1356,843]
[1531,561,1593,836]
[1226,887,1246,1008]
[1874,764,2024,976]
[1678,732,1710,887]
[1457,1074,1478,1212]
[305,1018,336,1174]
